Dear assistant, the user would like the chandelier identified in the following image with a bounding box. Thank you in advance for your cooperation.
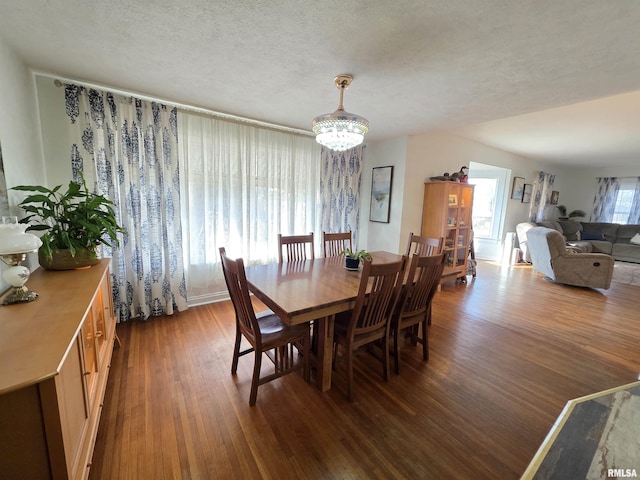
[312,74,369,151]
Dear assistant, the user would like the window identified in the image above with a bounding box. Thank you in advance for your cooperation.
[467,162,508,240]
[178,112,321,303]
[470,177,497,237]
[611,179,638,224]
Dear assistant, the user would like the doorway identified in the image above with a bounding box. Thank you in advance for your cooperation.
[467,162,509,261]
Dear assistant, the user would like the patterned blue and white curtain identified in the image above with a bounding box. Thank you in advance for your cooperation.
[528,171,555,222]
[629,178,640,224]
[590,177,620,222]
[64,85,188,321]
[319,145,364,247]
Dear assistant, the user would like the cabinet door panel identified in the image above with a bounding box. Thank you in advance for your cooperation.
[57,336,91,478]
[93,288,108,369]
[81,314,98,405]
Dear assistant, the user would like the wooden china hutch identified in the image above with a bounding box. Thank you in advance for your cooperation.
[421,181,475,281]
[0,260,116,479]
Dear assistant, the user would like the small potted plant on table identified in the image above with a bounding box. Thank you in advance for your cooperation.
[340,248,372,271]
[12,176,124,270]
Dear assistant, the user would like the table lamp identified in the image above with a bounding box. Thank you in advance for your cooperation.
[0,216,43,305]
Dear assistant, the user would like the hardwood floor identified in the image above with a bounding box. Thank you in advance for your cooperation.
[89,262,640,479]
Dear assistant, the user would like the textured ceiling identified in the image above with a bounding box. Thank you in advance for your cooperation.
[1,0,640,167]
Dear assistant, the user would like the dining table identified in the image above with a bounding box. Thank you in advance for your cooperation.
[244,251,404,392]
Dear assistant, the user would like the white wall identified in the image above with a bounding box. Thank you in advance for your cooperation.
[0,36,47,289]
[359,137,408,254]
[35,75,73,188]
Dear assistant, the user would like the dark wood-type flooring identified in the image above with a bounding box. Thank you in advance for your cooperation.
[89,261,640,479]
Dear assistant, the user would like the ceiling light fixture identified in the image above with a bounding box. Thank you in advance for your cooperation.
[312,74,369,151]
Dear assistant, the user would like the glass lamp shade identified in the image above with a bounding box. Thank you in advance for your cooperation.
[0,223,42,305]
[0,223,42,254]
[312,109,369,152]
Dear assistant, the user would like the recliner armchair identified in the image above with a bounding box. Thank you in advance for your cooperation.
[526,227,614,289]
[516,222,537,263]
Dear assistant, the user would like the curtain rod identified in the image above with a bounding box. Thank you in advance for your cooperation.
[44,72,314,138]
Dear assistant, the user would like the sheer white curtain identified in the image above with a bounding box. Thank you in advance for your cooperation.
[178,112,321,303]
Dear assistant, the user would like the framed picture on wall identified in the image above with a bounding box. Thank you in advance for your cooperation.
[511,177,525,200]
[370,166,393,223]
[522,184,533,204]
[550,190,559,205]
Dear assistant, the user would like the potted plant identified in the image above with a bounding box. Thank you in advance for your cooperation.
[12,175,124,270]
[556,205,568,220]
[340,248,372,270]
[568,209,586,220]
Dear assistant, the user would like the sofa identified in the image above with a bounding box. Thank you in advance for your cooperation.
[526,227,615,289]
[517,220,640,264]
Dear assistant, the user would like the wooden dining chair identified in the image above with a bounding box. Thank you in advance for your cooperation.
[405,232,443,256]
[219,247,310,406]
[322,231,352,257]
[332,256,406,401]
[405,234,444,326]
[390,252,446,374]
[278,232,314,263]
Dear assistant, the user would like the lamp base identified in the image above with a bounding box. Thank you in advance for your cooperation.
[2,286,38,305]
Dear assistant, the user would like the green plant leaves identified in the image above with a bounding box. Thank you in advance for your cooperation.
[12,174,124,259]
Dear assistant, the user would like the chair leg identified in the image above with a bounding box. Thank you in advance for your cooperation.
[393,326,401,375]
[303,334,310,382]
[409,324,419,345]
[231,324,242,374]
[382,333,390,381]
[427,304,432,326]
[249,350,262,406]
[346,348,354,401]
[422,319,429,361]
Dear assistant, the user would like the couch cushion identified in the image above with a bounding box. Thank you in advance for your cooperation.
[579,222,621,243]
[566,241,593,253]
[580,231,605,241]
[589,240,613,255]
[617,224,640,244]
[557,220,583,241]
[538,220,562,232]
[612,243,640,263]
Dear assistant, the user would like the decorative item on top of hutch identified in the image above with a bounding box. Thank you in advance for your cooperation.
[421,181,474,281]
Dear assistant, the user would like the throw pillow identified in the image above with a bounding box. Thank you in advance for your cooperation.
[631,233,640,245]
[581,231,605,241]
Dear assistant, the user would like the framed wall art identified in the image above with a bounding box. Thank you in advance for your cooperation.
[511,176,525,201]
[370,166,393,223]
[522,184,533,204]
[550,190,559,205]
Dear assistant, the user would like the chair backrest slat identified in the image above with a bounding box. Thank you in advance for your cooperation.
[406,232,443,257]
[349,258,406,337]
[323,231,352,257]
[398,253,447,320]
[278,232,314,263]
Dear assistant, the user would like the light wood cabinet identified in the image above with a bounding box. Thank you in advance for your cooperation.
[0,259,116,479]
[421,182,474,280]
